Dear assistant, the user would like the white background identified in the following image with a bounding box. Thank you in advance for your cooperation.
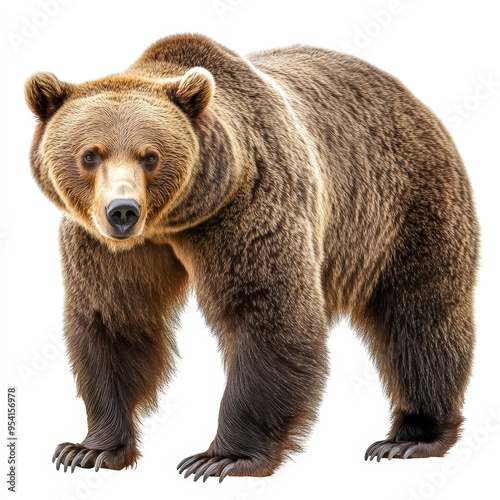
[1,1,499,499]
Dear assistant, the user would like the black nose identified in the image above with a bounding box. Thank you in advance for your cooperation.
[105,199,141,236]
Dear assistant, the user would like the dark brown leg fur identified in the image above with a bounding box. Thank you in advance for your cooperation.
[53,219,188,472]
[365,410,463,461]
[360,295,474,461]
[178,334,328,481]
[358,190,478,461]
[176,233,329,482]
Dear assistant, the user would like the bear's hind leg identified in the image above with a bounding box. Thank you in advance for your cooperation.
[359,286,475,461]
[365,411,463,461]
[358,169,478,461]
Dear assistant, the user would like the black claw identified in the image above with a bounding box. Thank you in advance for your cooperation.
[63,450,78,473]
[71,450,87,473]
[366,440,421,461]
[184,458,208,478]
[219,462,236,483]
[376,444,393,462]
[80,449,96,469]
[403,444,418,459]
[177,455,201,475]
[202,462,222,482]
[388,444,402,460]
[53,444,115,473]
[365,441,384,461]
[193,458,218,482]
[55,445,73,471]
[94,451,107,472]
[53,443,68,463]
[215,459,233,479]
[212,459,232,480]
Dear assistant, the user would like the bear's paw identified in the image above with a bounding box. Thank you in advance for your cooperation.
[177,451,277,482]
[52,441,136,473]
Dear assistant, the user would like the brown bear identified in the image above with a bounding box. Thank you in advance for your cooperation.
[25,33,479,482]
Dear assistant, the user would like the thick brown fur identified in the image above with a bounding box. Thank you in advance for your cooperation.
[25,34,478,479]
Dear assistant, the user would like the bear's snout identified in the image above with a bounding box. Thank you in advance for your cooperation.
[105,198,141,238]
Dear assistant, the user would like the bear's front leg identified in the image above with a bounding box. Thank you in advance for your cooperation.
[52,306,151,472]
[178,246,329,482]
[53,219,188,472]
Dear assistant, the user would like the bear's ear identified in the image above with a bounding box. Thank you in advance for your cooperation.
[25,72,74,121]
[166,67,215,118]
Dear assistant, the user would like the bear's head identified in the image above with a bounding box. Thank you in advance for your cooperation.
[25,68,215,250]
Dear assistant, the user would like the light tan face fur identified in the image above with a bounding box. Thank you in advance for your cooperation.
[26,68,215,251]
[40,92,196,250]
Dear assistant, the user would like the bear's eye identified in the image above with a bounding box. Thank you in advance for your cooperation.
[142,152,159,170]
[81,151,100,169]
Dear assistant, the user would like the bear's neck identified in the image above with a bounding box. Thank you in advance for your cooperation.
[163,109,247,231]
